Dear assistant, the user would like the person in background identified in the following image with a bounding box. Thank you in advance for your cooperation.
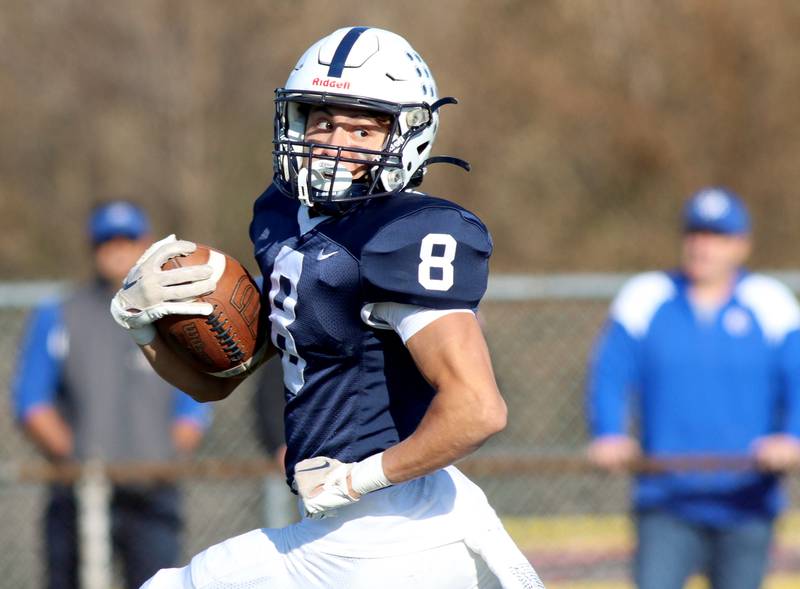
[12,201,212,589]
[586,187,800,589]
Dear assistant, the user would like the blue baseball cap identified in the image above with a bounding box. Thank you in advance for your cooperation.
[682,187,751,235]
[88,201,151,244]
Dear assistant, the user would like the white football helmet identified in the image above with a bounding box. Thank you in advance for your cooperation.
[273,26,468,209]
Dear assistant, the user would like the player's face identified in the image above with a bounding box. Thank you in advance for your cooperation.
[94,236,151,284]
[681,231,751,284]
[304,107,391,179]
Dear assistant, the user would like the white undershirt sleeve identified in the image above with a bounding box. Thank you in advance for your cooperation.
[361,302,474,344]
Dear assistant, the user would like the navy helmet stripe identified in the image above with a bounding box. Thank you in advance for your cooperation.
[327,27,369,78]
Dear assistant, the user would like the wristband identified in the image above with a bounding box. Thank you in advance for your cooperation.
[130,324,156,346]
[350,452,392,496]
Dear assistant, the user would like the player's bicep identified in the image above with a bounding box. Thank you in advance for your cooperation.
[405,312,499,400]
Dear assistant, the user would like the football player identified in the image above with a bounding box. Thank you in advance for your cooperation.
[111,27,544,588]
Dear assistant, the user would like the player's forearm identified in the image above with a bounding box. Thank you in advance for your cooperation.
[299,384,505,517]
[23,407,74,461]
[139,334,242,402]
[382,382,507,483]
[384,312,508,483]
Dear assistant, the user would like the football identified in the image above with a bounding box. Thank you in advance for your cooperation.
[156,245,266,377]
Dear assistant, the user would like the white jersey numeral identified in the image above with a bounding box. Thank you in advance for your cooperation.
[418,233,457,291]
[268,246,307,396]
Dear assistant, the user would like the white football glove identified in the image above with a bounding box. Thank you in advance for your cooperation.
[294,453,391,519]
[110,235,219,345]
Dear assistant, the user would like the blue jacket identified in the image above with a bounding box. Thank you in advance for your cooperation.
[587,271,800,526]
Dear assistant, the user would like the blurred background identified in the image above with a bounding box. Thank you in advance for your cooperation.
[2,0,800,587]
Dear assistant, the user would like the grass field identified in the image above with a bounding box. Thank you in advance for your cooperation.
[504,511,800,588]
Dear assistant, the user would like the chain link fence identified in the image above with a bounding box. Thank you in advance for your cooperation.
[2,277,799,588]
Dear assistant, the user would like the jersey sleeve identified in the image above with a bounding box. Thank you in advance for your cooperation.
[586,319,641,437]
[12,301,65,422]
[361,302,474,343]
[361,206,493,309]
[586,273,673,437]
[737,274,800,437]
[779,329,800,438]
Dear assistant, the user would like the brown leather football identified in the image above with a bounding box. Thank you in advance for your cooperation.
[155,245,266,377]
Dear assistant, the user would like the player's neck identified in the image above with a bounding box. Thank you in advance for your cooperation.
[688,274,736,307]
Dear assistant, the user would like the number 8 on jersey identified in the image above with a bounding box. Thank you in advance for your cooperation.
[418,233,457,291]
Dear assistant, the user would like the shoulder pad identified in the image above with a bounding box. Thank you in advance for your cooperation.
[361,204,492,309]
[249,184,296,246]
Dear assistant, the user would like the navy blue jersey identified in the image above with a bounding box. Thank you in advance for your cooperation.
[249,185,492,483]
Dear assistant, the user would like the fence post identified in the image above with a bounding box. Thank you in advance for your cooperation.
[77,461,112,589]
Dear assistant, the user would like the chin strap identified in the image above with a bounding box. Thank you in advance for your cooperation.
[423,97,470,173]
[430,96,459,112]
[423,156,471,172]
[296,167,312,207]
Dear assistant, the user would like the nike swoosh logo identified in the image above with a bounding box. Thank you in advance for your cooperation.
[122,278,140,290]
[295,460,331,473]
[317,249,339,261]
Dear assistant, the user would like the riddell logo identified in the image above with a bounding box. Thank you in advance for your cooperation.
[312,77,351,90]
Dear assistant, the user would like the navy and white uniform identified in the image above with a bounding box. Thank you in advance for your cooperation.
[144,186,544,589]
[588,270,800,526]
[250,185,492,483]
